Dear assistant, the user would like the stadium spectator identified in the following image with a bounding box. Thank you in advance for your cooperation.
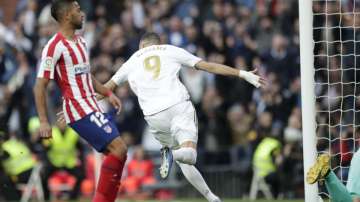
[28,116,85,200]
[35,117,85,200]
[227,104,253,146]
[252,112,282,198]
[282,108,303,197]
[0,130,36,201]
[120,146,156,200]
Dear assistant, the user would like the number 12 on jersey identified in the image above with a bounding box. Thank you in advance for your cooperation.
[90,112,109,128]
[144,55,161,79]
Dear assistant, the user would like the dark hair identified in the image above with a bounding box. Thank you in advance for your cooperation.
[140,32,161,44]
[51,0,75,21]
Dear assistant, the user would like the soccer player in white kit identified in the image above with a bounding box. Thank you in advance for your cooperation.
[105,33,265,202]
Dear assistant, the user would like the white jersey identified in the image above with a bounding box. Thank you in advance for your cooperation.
[111,45,202,115]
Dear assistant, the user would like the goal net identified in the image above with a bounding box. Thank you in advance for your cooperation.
[301,0,360,201]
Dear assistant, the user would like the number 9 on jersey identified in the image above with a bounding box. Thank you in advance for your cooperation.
[144,55,161,79]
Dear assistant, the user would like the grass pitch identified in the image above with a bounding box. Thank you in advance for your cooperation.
[14,200,305,202]
[70,199,304,202]
[117,200,304,202]
[68,198,304,202]
[126,200,303,202]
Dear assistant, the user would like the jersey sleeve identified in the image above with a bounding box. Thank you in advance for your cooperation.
[111,60,131,85]
[169,45,202,68]
[37,39,62,80]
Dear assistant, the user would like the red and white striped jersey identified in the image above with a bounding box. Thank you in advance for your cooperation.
[37,32,102,123]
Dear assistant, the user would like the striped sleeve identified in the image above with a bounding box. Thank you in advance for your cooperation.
[37,35,62,79]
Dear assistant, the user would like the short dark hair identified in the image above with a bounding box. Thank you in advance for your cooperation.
[51,0,75,21]
[140,32,161,44]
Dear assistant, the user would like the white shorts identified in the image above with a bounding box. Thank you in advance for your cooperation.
[144,101,198,148]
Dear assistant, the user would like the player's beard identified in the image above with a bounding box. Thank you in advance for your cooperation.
[71,15,83,30]
[73,21,83,30]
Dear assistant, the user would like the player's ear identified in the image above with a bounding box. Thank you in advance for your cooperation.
[64,12,71,22]
[63,7,73,23]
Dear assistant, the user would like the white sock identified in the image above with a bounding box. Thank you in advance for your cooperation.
[172,147,197,165]
[177,162,219,202]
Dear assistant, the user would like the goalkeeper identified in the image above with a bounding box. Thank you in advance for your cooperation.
[306,150,360,202]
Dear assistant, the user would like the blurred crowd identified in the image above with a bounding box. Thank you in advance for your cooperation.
[0,0,306,200]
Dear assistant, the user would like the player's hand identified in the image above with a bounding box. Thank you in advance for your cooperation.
[56,111,66,125]
[108,93,122,114]
[39,121,52,139]
[239,68,266,88]
[96,93,105,101]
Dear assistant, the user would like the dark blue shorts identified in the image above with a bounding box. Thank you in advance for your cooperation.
[69,111,119,152]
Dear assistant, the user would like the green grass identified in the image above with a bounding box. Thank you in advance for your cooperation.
[69,199,304,202]
[122,200,302,202]
[14,200,305,202]
[115,200,303,202]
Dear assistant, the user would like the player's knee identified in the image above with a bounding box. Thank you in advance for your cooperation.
[107,136,128,158]
[179,147,197,165]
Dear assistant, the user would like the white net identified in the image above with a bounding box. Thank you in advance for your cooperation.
[312,0,360,198]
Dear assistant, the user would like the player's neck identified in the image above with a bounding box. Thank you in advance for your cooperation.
[141,43,158,49]
[59,24,76,41]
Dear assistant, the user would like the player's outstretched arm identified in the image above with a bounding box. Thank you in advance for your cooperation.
[104,80,117,91]
[96,80,118,100]
[92,76,122,113]
[96,61,129,101]
[33,78,52,139]
[194,61,266,88]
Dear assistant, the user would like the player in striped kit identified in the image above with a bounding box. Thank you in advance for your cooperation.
[34,1,127,202]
